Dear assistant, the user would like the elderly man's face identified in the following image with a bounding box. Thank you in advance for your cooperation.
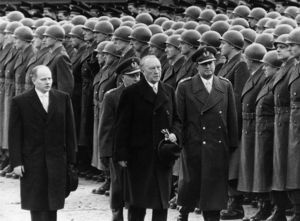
[142,57,162,84]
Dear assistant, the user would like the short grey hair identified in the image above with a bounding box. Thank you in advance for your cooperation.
[140,55,160,70]
[31,65,52,81]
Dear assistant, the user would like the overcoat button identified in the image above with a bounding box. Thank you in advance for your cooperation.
[202,141,206,144]
[218,140,222,143]
[202,127,206,130]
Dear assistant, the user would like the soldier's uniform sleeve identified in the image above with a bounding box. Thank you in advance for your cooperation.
[65,94,77,164]
[8,98,23,168]
[56,54,74,95]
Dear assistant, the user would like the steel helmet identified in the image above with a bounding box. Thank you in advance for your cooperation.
[0,21,8,34]
[129,26,152,43]
[136,13,153,25]
[278,17,297,29]
[162,20,175,31]
[221,30,244,50]
[102,41,122,57]
[62,23,74,37]
[33,26,48,39]
[171,21,185,30]
[95,40,110,53]
[154,17,169,26]
[4,21,23,34]
[264,19,278,29]
[195,24,210,34]
[266,11,281,19]
[69,25,85,40]
[284,6,298,19]
[241,28,257,43]
[199,30,221,48]
[273,24,293,38]
[287,28,300,45]
[255,33,274,50]
[93,21,114,35]
[261,50,282,68]
[184,6,201,21]
[13,26,33,42]
[7,11,25,22]
[179,30,201,48]
[148,24,163,35]
[183,21,198,30]
[109,17,122,30]
[71,15,87,26]
[149,33,168,50]
[198,9,216,23]
[244,43,267,61]
[82,20,97,32]
[231,18,249,28]
[43,25,65,41]
[274,34,289,47]
[211,21,230,35]
[212,14,229,23]
[165,34,181,48]
[113,26,132,42]
[20,18,34,28]
[232,5,251,19]
[248,8,267,21]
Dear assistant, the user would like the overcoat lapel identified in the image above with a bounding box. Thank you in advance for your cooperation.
[288,64,300,86]
[138,77,156,105]
[46,90,57,124]
[273,58,295,89]
[201,76,224,113]
[218,53,242,78]
[0,44,12,63]
[28,89,48,118]
[192,75,209,106]
[256,76,274,104]
[241,66,264,98]
[154,82,169,111]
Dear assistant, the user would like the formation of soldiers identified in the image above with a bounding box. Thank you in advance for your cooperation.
[1,0,300,220]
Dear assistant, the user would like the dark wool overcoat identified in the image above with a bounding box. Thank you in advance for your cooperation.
[272,58,296,191]
[253,74,276,192]
[115,77,181,209]
[8,89,77,210]
[238,66,266,192]
[176,75,238,211]
[216,52,250,180]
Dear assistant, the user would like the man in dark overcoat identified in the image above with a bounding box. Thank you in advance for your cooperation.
[114,55,181,221]
[176,46,238,221]
[99,57,141,221]
[8,65,77,221]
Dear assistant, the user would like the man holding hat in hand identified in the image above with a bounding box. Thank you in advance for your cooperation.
[176,46,239,221]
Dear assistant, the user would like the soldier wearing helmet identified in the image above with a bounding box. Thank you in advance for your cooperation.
[218,30,250,220]
[24,26,50,91]
[42,25,73,94]
[13,26,35,96]
[162,34,185,89]
[93,42,122,196]
[184,6,201,22]
[149,33,169,79]
[238,43,269,221]
[93,21,114,44]
[285,29,300,221]
[62,23,75,59]
[176,30,201,84]
[252,51,282,221]
[265,29,298,221]
[247,7,267,29]
[113,26,135,65]
[129,26,152,59]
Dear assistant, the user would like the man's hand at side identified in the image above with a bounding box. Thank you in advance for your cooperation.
[14,165,25,177]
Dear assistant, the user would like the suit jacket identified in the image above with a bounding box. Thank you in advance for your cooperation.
[217,52,250,138]
[115,77,181,209]
[8,89,77,211]
[176,74,238,210]
[43,45,74,94]
[176,55,198,84]
[162,56,185,89]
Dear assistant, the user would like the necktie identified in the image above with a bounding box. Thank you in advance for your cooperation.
[205,81,212,93]
[153,84,158,94]
[40,94,49,112]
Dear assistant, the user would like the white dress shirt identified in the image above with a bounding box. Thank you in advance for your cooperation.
[35,89,49,112]
[200,76,213,93]
[147,81,159,94]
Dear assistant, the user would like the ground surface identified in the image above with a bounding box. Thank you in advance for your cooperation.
[0,176,293,221]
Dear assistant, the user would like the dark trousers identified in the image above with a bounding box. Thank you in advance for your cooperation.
[30,210,57,221]
[128,206,167,221]
[203,210,221,221]
[270,191,291,212]
[289,190,300,215]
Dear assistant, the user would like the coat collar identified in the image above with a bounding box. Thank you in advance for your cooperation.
[163,56,184,82]
[14,45,34,70]
[99,58,119,85]
[192,74,225,113]
[241,65,264,98]
[43,45,66,66]
[71,44,87,64]
[137,77,169,111]
[273,57,296,89]
[27,88,57,122]
[288,62,300,86]
[218,52,244,77]
[256,74,276,104]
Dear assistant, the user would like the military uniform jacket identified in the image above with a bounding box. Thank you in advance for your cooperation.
[238,66,266,192]
[14,45,35,95]
[176,75,238,211]
[43,45,73,94]
[253,74,276,192]
[286,62,300,189]
[115,77,181,209]
[176,55,198,85]
[118,47,135,65]
[162,56,185,89]
[24,47,50,91]
[272,58,296,191]
[159,53,169,81]
[8,89,76,210]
